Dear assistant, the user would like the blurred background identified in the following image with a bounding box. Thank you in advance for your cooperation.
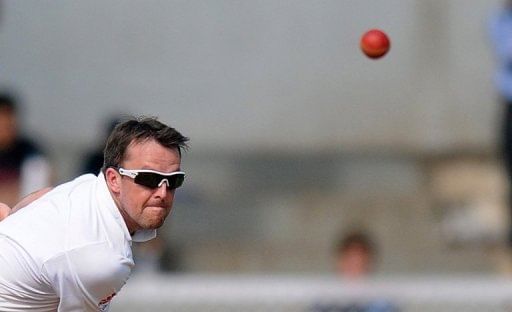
[2,0,512,310]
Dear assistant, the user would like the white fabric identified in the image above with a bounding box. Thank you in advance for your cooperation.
[0,173,155,311]
[19,155,52,197]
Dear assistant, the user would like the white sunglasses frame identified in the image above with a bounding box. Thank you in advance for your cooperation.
[117,167,186,189]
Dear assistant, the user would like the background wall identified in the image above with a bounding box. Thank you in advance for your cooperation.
[0,0,509,275]
[0,0,499,153]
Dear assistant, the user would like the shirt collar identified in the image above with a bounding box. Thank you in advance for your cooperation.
[96,172,157,243]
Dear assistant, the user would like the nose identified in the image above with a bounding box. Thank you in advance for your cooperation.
[154,182,169,199]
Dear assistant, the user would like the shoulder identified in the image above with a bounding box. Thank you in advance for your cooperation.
[67,242,134,287]
[47,174,98,199]
[43,242,134,305]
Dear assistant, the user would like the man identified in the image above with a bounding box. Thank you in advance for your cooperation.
[0,92,52,206]
[0,117,189,311]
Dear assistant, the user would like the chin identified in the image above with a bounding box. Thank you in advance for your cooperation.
[142,217,166,230]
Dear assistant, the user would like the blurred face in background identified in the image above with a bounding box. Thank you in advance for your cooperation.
[0,107,17,149]
[337,243,373,279]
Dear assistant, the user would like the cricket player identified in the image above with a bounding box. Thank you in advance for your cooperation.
[0,116,188,311]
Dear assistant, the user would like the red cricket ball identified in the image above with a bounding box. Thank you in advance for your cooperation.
[360,29,390,59]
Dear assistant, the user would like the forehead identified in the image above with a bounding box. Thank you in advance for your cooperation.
[123,139,181,168]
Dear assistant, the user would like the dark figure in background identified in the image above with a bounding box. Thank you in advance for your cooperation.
[488,0,512,245]
[80,117,121,175]
[0,93,51,207]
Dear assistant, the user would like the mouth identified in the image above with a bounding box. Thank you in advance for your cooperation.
[146,205,168,211]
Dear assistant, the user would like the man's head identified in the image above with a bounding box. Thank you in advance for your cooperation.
[102,117,189,234]
[335,231,375,279]
[0,93,18,149]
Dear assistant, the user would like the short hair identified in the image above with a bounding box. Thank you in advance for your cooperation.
[336,231,375,257]
[101,116,189,173]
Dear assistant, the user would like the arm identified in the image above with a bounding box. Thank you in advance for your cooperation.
[0,187,53,221]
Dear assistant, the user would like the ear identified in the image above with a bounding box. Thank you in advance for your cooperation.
[105,167,121,193]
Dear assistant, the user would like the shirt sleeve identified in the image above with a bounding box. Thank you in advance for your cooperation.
[42,242,134,312]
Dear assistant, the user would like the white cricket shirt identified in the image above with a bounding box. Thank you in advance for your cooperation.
[0,173,156,311]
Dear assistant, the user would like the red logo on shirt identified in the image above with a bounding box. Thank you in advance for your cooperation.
[98,292,116,311]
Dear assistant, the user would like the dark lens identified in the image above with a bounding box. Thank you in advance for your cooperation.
[168,173,185,189]
[134,172,163,189]
[134,172,185,189]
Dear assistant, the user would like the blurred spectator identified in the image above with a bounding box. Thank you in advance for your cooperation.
[0,92,52,206]
[312,230,400,312]
[79,116,121,175]
[488,0,512,246]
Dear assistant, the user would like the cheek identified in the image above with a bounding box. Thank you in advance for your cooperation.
[120,185,152,212]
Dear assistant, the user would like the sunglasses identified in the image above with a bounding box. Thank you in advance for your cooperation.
[117,167,185,190]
